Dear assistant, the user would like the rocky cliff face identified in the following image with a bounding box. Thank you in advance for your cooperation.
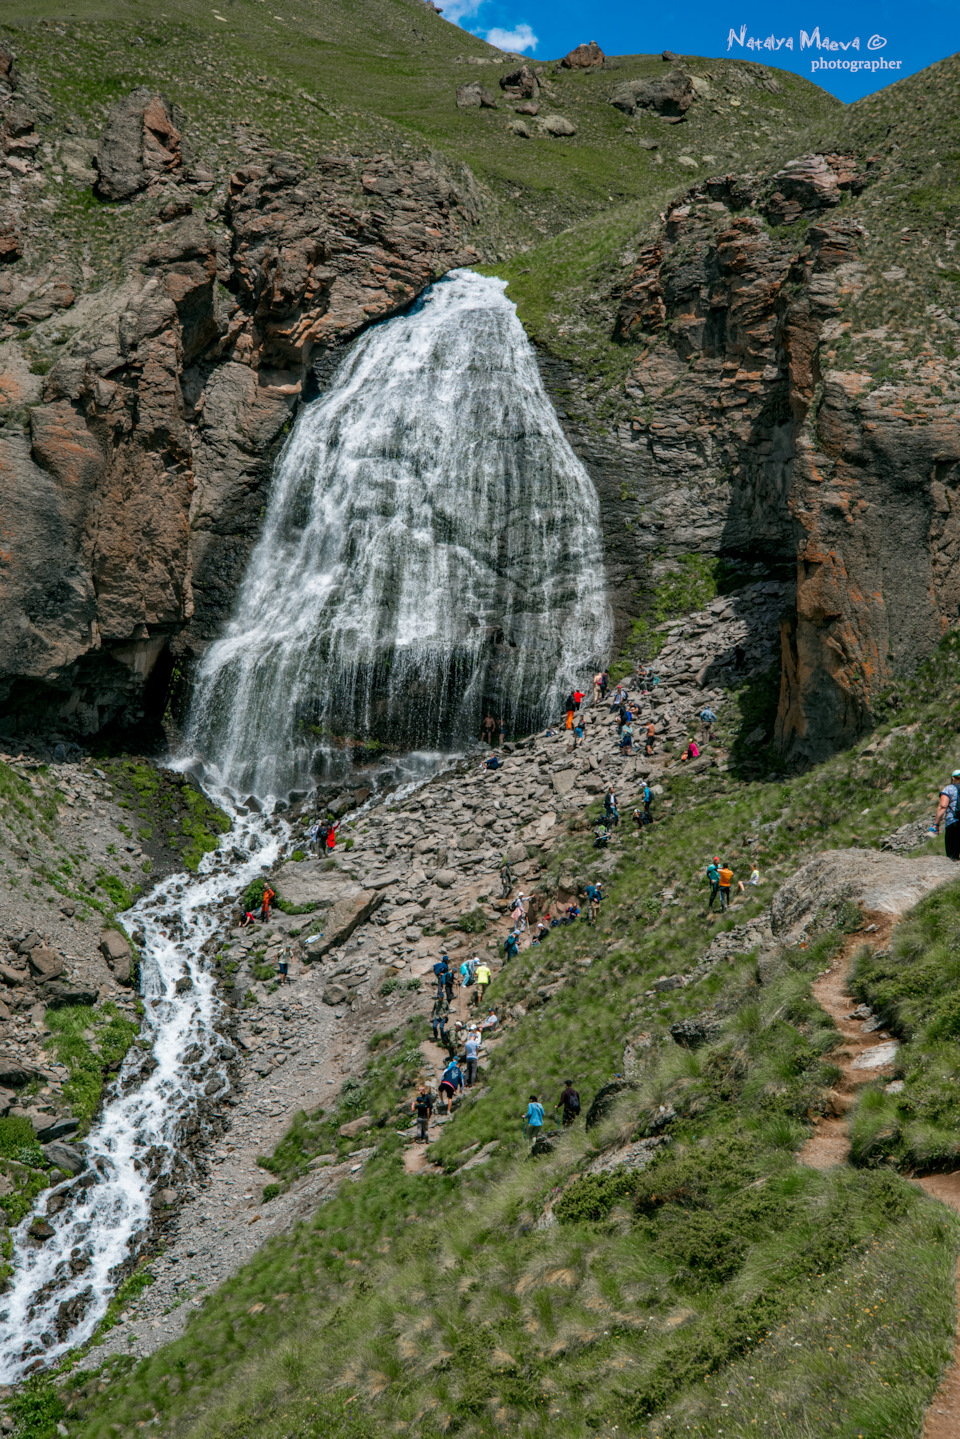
[0,97,478,737]
[541,149,960,764]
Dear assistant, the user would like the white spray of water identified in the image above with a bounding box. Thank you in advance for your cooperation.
[0,807,282,1380]
[186,268,611,801]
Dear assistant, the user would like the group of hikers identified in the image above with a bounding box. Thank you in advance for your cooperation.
[410,1075,582,1144]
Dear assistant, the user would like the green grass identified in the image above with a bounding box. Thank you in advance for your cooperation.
[849,875,960,1171]
[44,1002,140,1129]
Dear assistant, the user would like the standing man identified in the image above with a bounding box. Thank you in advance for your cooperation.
[718,861,733,912]
[700,705,717,741]
[464,1029,481,1087]
[411,1084,435,1143]
[475,959,492,1002]
[564,690,576,730]
[481,714,497,745]
[645,721,656,757]
[557,1080,581,1127]
[935,769,960,860]
[593,671,603,705]
[524,1093,545,1142]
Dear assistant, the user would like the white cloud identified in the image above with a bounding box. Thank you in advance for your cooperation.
[484,21,538,52]
[441,0,485,21]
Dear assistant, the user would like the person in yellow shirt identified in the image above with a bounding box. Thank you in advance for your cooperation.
[475,961,492,1002]
[718,864,733,912]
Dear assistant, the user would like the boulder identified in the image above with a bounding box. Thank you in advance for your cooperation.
[508,120,532,139]
[43,985,99,1009]
[99,930,132,984]
[610,71,695,118]
[771,849,957,941]
[27,947,64,981]
[275,860,364,908]
[540,114,577,137]
[434,870,458,889]
[304,889,383,961]
[43,1141,86,1175]
[499,65,539,100]
[338,1113,373,1139]
[552,769,576,795]
[514,101,540,116]
[506,842,527,864]
[561,41,605,69]
[670,1015,722,1049]
[0,1057,43,1088]
[456,83,497,109]
[322,983,349,1006]
[95,86,184,201]
[28,1217,55,1241]
[585,1079,637,1130]
[35,1115,80,1143]
[662,49,679,61]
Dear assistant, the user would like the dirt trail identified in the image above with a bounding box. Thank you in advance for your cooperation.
[798,915,896,1171]
[797,915,960,1438]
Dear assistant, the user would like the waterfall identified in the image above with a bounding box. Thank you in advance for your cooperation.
[185,269,611,801]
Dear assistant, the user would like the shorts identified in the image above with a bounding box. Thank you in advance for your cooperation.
[278,963,288,976]
[947,821,960,861]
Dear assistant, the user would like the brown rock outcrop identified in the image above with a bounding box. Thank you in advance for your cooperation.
[94,88,184,201]
[0,143,479,734]
[561,42,605,69]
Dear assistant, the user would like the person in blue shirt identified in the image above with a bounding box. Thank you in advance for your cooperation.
[524,1094,544,1139]
[439,1059,463,1111]
[935,768,960,861]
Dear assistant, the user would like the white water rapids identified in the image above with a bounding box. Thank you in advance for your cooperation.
[0,268,612,1377]
[187,268,611,801]
[0,807,283,1379]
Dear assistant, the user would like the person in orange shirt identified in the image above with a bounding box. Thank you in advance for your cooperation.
[717,864,733,912]
[260,884,276,922]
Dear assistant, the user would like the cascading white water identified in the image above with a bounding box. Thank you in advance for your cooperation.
[0,267,613,1374]
[0,808,283,1379]
[186,268,612,801]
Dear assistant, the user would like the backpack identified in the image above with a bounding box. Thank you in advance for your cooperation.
[566,1091,581,1116]
[433,961,447,978]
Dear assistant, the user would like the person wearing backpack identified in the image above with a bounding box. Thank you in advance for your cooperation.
[411,1085,435,1143]
[316,820,330,852]
[524,1093,545,1142]
[557,1080,581,1127]
[433,955,449,998]
[439,1059,463,1111]
[700,705,717,740]
[706,858,721,910]
[504,932,519,961]
[641,782,653,825]
[475,961,492,1002]
[431,992,450,1042]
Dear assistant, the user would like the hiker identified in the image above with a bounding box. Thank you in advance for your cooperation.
[584,882,602,923]
[557,1080,581,1127]
[326,820,340,852]
[533,916,550,944]
[645,721,656,756]
[564,691,576,730]
[260,884,275,922]
[681,738,700,762]
[431,991,450,1041]
[481,713,497,745]
[619,721,634,756]
[463,1029,481,1086]
[433,955,450,999]
[700,705,717,740]
[706,858,721,910]
[718,861,734,911]
[511,893,527,932]
[603,788,619,825]
[573,717,585,749]
[277,945,292,985]
[481,754,501,771]
[564,900,580,924]
[738,865,760,892]
[460,956,477,987]
[499,857,513,897]
[475,960,492,1002]
[481,1008,498,1030]
[411,1085,435,1143]
[504,930,520,960]
[593,671,603,704]
[641,781,653,825]
[239,908,257,928]
[438,1058,463,1110]
[632,807,643,833]
[593,824,610,849]
[315,818,331,852]
[444,965,455,1003]
[935,768,960,860]
[600,670,610,700]
[524,1093,545,1141]
[573,688,584,712]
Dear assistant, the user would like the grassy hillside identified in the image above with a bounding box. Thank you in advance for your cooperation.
[0,0,841,277]
[42,633,960,1439]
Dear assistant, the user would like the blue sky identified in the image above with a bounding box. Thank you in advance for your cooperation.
[441,0,960,101]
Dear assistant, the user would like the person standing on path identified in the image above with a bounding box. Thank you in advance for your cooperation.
[641,782,653,825]
[557,1080,581,1127]
[593,671,603,704]
[260,883,275,923]
[718,862,733,912]
[935,769,960,860]
[411,1085,435,1143]
[564,691,576,730]
[584,882,602,924]
[700,705,717,740]
[464,1030,481,1087]
[573,717,585,749]
[475,960,492,1003]
[481,714,497,745]
[439,1059,463,1110]
[277,945,292,985]
[499,856,513,898]
[524,1094,545,1142]
[706,858,721,910]
[604,788,619,826]
[431,991,450,1042]
[645,721,656,757]
[511,893,527,933]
